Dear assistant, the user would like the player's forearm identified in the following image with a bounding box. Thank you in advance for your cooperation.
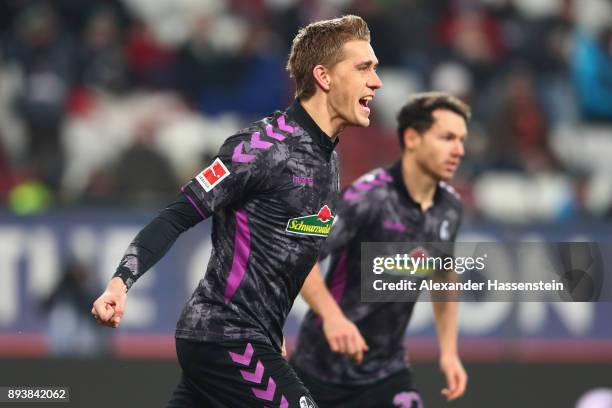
[432,300,458,357]
[113,193,202,290]
[108,276,128,293]
[300,263,345,320]
[113,217,184,290]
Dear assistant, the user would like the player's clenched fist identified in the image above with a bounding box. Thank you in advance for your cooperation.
[323,313,369,364]
[91,277,127,328]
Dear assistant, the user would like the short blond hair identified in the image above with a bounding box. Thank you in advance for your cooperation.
[286,15,370,100]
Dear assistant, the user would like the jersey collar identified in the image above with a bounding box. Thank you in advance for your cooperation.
[389,161,442,210]
[286,99,339,152]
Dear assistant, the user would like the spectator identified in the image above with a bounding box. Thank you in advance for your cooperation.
[572,26,612,121]
[3,3,77,190]
[78,6,127,93]
[110,120,179,207]
[42,260,109,356]
[487,69,558,173]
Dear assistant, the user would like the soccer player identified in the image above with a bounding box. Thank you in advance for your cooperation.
[290,92,470,408]
[91,15,381,408]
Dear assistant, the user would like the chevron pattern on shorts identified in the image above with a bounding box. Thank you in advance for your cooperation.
[228,343,290,407]
[228,342,254,365]
[252,377,276,401]
[240,360,264,383]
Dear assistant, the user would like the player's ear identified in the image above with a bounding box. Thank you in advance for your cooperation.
[403,128,421,151]
[313,64,331,92]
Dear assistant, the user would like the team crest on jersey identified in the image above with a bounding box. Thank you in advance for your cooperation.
[299,396,316,408]
[440,219,451,241]
[195,158,230,192]
[286,205,334,237]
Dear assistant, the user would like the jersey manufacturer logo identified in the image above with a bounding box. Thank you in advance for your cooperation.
[292,175,314,186]
[286,205,334,237]
[383,220,407,232]
[196,158,230,192]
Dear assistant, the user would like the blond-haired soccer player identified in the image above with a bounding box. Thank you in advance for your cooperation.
[292,92,469,407]
[91,15,381,407]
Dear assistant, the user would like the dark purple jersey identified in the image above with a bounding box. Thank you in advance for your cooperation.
[175,101,340,351]
[291,161,463,384]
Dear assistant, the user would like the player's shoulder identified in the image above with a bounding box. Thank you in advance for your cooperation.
[342,167,394,202]
[222,111,297,164]
[438,181,463,209]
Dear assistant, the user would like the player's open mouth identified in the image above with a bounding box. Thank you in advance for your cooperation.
[359,96,372,115]
[446,161,459,172]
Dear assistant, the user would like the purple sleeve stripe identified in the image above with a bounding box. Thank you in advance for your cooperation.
[224,208,251,302]
[314,251,348,328]
[328,250,348,303]
[181,187,207,219]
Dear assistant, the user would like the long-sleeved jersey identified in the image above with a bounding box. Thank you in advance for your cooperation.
[291,161,463,384]
[114,100,340,352]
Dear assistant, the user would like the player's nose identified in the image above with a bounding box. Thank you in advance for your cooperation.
[453,141,465,157]
[368,70,382,90]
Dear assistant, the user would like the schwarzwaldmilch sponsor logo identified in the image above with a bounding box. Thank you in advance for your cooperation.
[286,205,334,237]
[406,247,435,276]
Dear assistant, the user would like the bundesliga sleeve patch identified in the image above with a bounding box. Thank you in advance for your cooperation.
[195,158,230,192]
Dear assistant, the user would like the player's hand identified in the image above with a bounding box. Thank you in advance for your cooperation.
[281,337,287,358]
[91,277,127,328]
[439,353,467,401]
[322,314,368,364]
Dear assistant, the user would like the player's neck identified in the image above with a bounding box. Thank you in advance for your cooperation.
[402,158,437,212]
[300,96,341,141]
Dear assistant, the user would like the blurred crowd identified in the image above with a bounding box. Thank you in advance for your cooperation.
[1,0,611,222]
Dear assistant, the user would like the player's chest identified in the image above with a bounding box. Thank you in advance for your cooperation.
[250,155,339,238]
[376,204,459,242]
[280,152,338,204]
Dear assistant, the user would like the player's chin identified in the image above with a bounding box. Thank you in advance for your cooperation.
[352,112,371,127]
[438,169,455,181]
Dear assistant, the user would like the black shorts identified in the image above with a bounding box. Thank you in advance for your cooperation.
[292,365,423,408]
[167,338,318,408]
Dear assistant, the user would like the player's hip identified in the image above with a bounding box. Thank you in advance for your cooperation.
[170,338,318,407]
[291,364,423,408]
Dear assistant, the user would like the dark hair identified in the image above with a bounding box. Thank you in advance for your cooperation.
[287,15,370,100]
[396,92,471,149]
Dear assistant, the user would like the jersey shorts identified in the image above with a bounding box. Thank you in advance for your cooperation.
[292,364,423,408]
[167,338,318,408]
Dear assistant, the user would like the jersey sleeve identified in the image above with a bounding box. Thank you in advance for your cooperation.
[113,194,203,290]
[182,132,277,217]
